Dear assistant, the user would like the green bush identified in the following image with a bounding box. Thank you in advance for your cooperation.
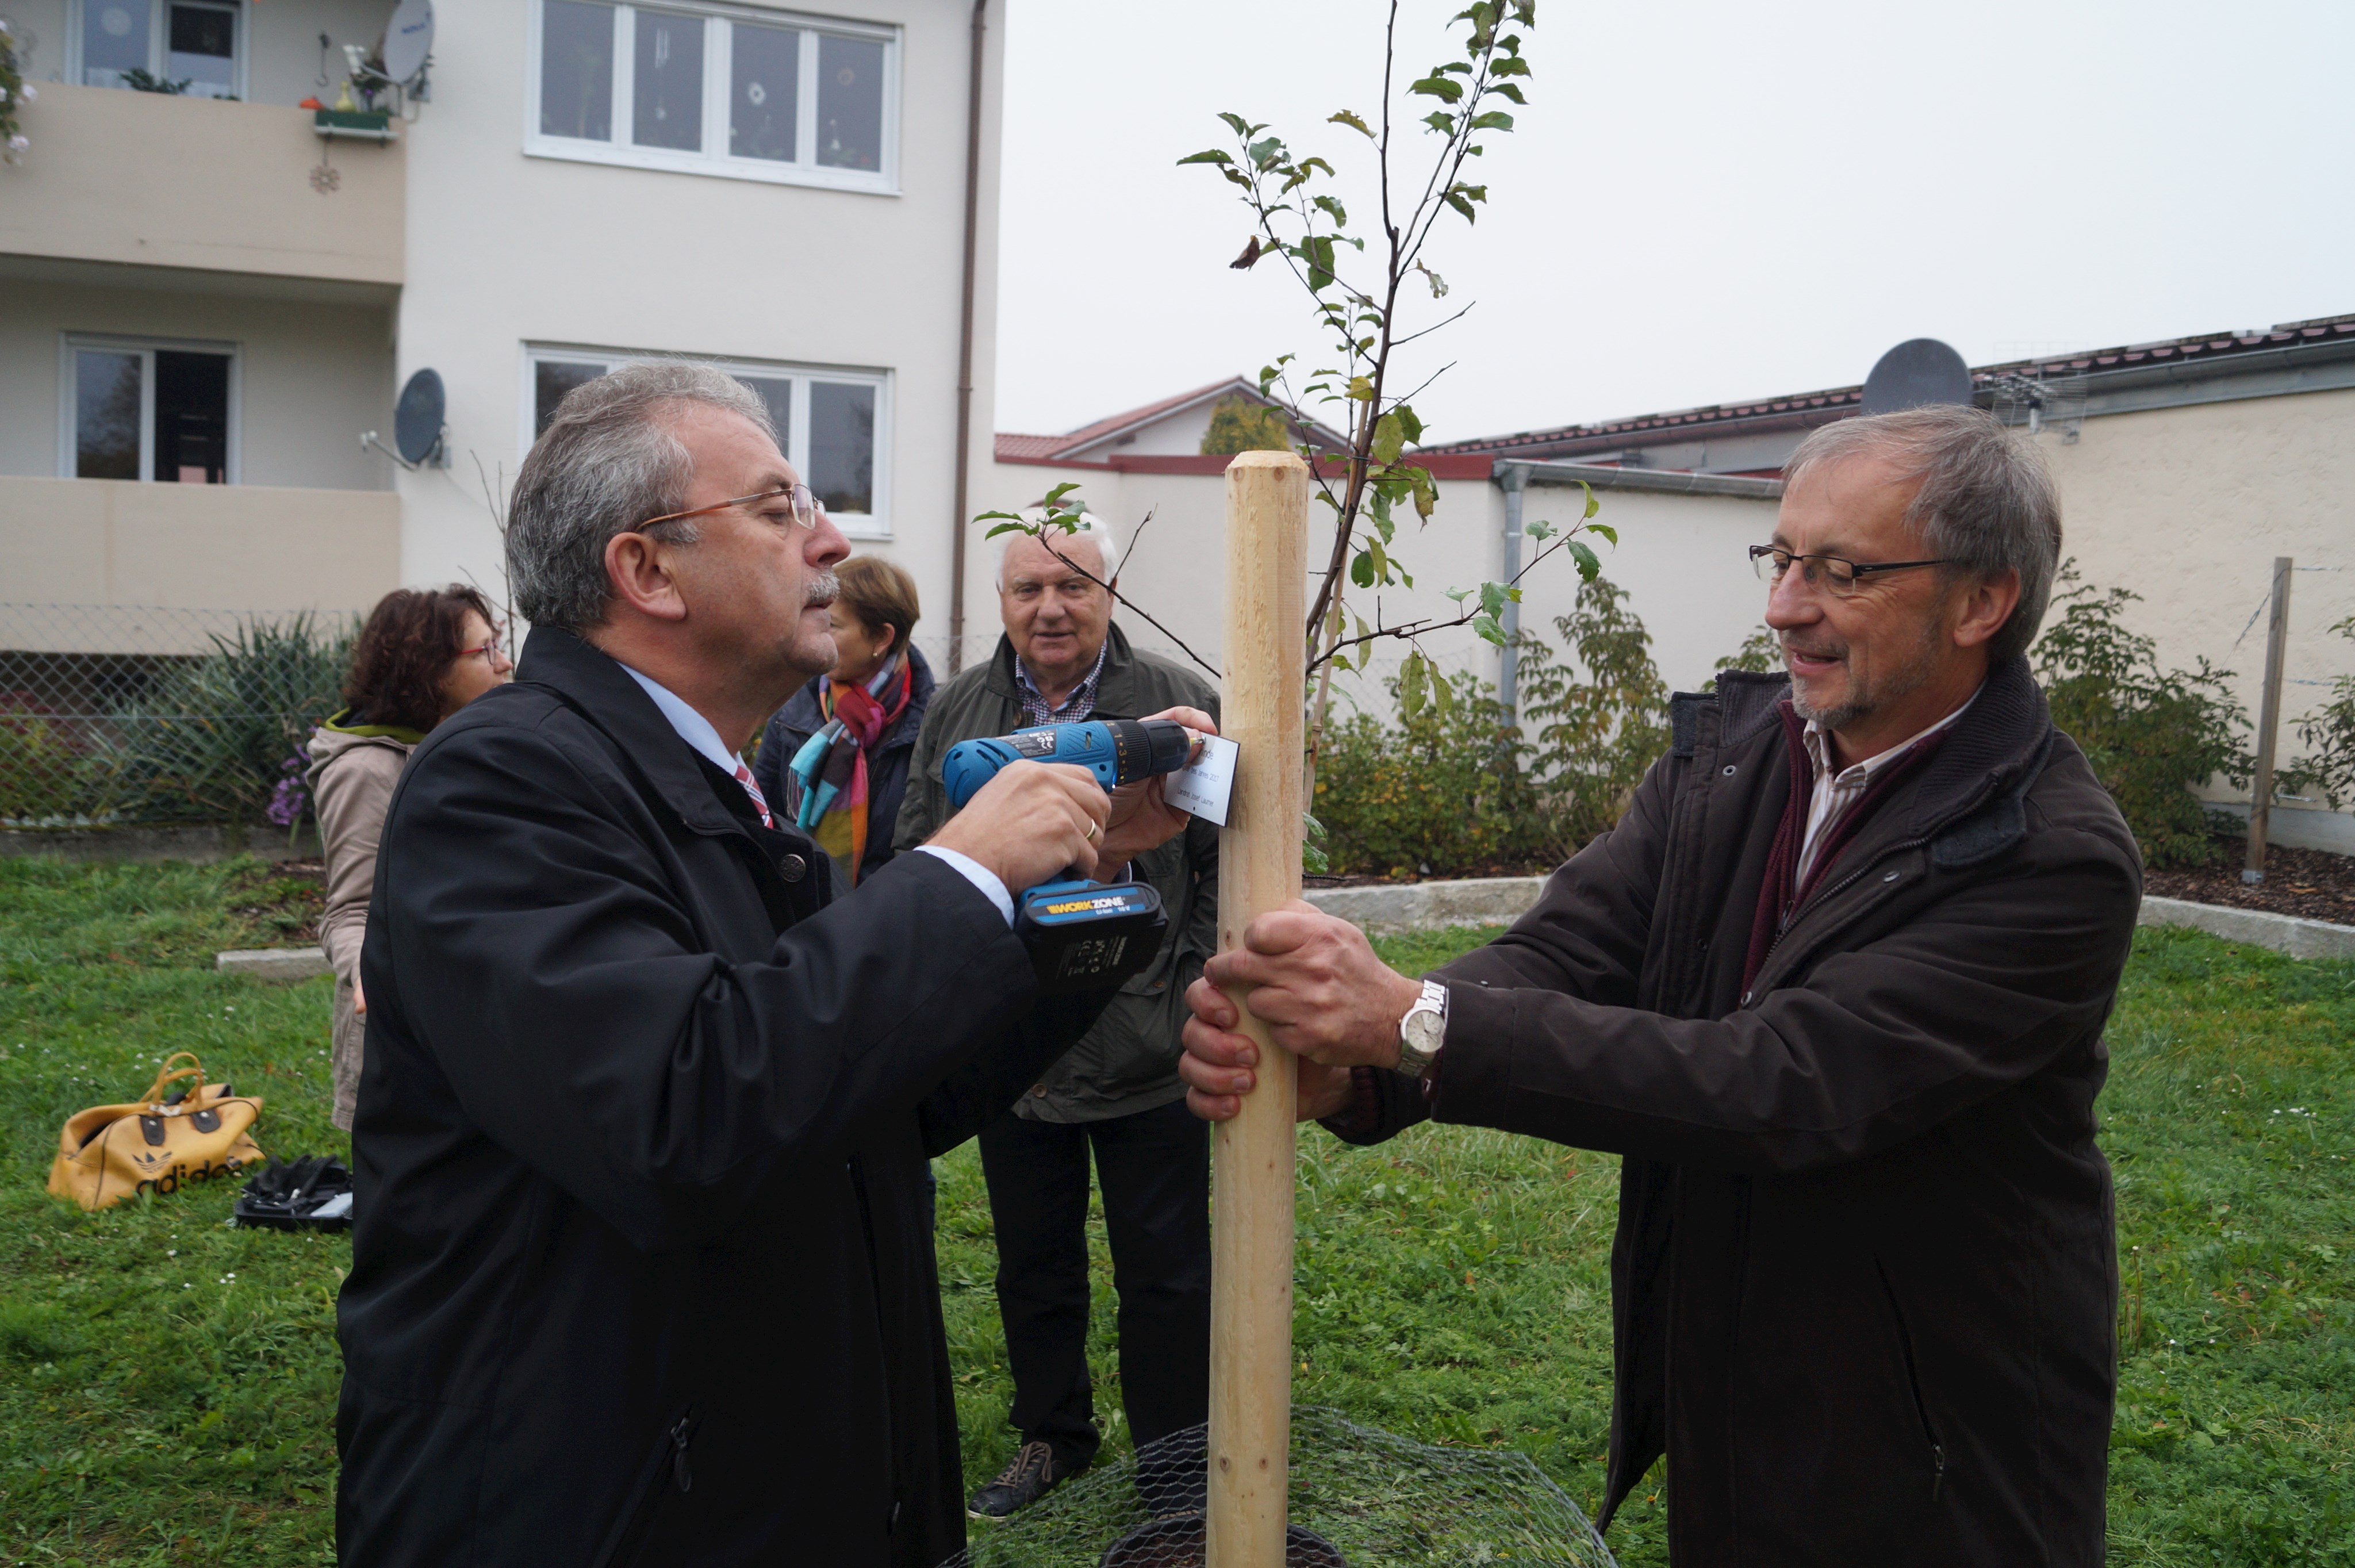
[1198,396,1294,455]
[1313,668,1555,879]
[2032,566,2250,868]
[1517,576,1671,848]
[0,718,103,824]
[2287,615,2355,810]
[101,614,354,828]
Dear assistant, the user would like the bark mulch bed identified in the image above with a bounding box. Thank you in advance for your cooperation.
[2139,839,2355,926]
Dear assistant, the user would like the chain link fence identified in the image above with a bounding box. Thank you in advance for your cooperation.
[1,604,358,830]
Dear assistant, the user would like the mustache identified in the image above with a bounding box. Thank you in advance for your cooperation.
[1779,632,1847,663]
[804,570,840,608]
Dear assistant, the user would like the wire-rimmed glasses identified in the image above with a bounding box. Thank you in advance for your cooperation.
[640,482,820,534]
[1750,544,1957,596]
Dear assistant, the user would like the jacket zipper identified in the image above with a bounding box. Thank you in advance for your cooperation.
[597,1408,697,1568]
[1874,1259,1948,1504]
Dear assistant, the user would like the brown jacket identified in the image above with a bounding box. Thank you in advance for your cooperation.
[306,716,418,1132]
[1338,657,2141,1566]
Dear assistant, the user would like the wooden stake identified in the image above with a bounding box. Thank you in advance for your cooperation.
[1208,449,1309,1568]
[2246,555,2292,883]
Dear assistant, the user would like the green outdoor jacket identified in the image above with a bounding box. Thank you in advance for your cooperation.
[895,623,1220,1123]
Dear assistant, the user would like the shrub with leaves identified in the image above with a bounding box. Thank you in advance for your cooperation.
[1712,623,1780,685]
[1516,576,1671,847]
[1199,396,1293,455]
[101,615,354,827]
[2286,615,2355,810]
[2032,567,2250,867]
[1313,666,1554,880]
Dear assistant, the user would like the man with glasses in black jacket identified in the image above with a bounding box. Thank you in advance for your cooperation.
[335,362,1211,1568]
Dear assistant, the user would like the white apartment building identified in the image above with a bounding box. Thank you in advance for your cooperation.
[0,0,1005,666]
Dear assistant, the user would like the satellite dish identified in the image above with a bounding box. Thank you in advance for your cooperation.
[1861,338,1973,416]
[393,369,446,466]
[382,0,434,85]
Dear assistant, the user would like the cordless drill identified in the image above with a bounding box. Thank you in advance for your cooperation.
[942,718,1196,995]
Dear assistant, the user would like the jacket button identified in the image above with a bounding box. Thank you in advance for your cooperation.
[1030,1085,1048,1097]
[780,854,806,882]
[1740,990,1753,1005]
[1721,764,1738,776]
[1882,870,1900,883]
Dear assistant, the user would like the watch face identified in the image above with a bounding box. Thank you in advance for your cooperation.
[1403,1009,1445,1055]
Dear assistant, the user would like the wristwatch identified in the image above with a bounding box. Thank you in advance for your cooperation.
[1395,979,1449,1079]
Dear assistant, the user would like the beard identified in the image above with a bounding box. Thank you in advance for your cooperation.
[1785,616,1943,731]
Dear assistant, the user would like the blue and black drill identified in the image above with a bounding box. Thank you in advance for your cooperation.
[942,718,1196,995]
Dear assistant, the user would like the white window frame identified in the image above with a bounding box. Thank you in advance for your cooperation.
[521,346,893,538]
[68,0,250,101]
[57,331,243,484]
[523,1,901,194]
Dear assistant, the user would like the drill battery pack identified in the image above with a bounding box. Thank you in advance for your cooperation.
[1014,879,1168,996]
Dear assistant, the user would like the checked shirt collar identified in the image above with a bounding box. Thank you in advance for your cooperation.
[1014,637,1110,727]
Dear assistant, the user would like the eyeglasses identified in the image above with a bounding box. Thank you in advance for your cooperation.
[457,635,504,661]
[640,482,819,534]
[1750,544,1957,596]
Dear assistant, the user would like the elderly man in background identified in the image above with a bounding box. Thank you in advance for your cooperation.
[899,515,1220,1517]
[336,363,1208,1568]
[1182,405,2142,1567]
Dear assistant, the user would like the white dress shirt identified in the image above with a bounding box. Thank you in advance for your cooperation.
[618,662,1013,924]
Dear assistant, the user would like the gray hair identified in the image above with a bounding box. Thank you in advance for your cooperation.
[1783,404,2062,664]
[505,361,775,632]
[992,510,1124,589]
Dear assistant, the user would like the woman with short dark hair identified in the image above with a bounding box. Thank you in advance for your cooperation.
[305,585,512,1130]
[754,554,933,891]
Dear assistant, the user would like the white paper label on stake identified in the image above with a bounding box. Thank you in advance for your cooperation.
[1165,735,1239,826]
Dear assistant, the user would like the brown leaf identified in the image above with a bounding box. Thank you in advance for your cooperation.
[1229,236,1263,270]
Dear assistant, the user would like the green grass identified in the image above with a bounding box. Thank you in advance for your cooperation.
[2,873,2350,1565]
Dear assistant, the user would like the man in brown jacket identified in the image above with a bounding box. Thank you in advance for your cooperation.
[1182,405,2142,1566]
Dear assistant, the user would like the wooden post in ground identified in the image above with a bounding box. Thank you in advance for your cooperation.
[1207,448,1309,1568]
[2246,555,2293,883]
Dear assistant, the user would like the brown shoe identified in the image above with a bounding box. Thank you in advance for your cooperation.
[968,1440,1076,1518]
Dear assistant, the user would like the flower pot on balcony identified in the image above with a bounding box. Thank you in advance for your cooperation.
[313,109,396,144]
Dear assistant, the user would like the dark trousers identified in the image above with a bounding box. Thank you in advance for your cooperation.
[977,1095,1211,1470]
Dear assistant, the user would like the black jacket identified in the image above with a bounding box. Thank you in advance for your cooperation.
[336,628,1103,1568]
[1338,660,2141,1566]
[753,643,936,888]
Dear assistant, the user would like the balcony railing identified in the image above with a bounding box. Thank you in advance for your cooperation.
[0,477,402,642]
[0,84,404,286]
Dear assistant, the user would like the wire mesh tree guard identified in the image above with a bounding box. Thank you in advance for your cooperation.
[949,1407,1617,1568]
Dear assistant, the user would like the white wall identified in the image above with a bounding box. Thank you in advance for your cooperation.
[391,0,1003,642]
[0,274,397,490]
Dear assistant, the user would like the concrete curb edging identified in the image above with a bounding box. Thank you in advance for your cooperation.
[1309,876,2355,964]
[1303,876,1547,936]
[2136,894,2355,960]
[217,946,333,981]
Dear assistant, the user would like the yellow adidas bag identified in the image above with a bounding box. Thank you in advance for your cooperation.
[47,1051,264,1212]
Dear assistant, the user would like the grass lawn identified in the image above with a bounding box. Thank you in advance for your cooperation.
[2,859,2351,1565]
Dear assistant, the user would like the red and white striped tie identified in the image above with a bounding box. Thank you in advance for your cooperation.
[732,762,774,830]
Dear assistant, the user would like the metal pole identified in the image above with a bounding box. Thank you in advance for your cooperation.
[1498,462,1526,724]
[2245,555,2293,883]
[946,0,989,674]
[1207,450,1308,1568]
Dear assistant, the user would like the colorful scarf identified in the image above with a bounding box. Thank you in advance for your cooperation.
[788,654,914,887]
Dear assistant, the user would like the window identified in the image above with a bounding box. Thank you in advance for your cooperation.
[76,1,243,99]
[62,336,237,484]
[524,348,889,533]
[527,1,898,191]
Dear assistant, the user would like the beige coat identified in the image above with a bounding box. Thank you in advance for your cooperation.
[306,722,416,1131]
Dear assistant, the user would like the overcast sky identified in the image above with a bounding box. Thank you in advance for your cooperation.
[992,0,2355,446]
